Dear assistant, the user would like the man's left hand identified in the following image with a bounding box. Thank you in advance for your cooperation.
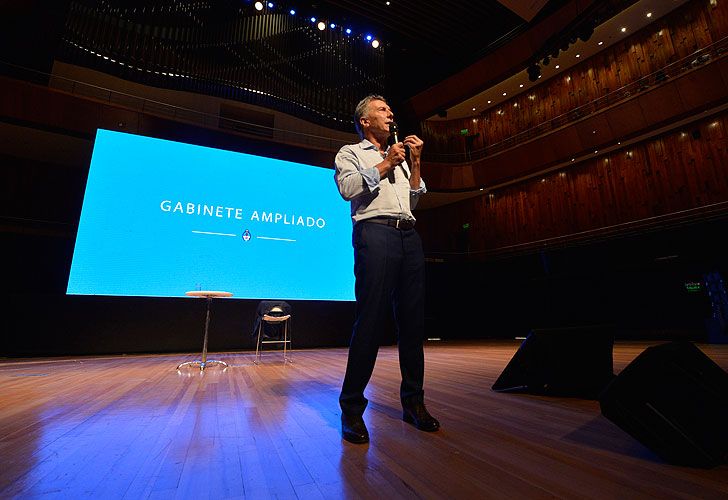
[403,135,424,161]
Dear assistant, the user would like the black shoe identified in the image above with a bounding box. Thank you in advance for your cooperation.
[341,413,369,444]
[402,402,440,432]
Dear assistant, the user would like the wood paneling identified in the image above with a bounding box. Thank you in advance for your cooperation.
[417,113,728,255]
[421,0,728,160]
[422,56,727,190]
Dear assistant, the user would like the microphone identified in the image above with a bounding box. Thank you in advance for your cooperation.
[391,121,410,167]
[387,122,400,183]
[390,121,399,143]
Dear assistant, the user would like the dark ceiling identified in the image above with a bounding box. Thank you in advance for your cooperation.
[315,0,568,101]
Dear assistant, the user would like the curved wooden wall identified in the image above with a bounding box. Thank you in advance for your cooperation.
[421,0,727,162]
[416,112,728,257]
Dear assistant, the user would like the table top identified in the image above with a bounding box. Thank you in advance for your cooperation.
[185,291,233,298]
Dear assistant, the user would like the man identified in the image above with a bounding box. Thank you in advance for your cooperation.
[334,94,440,444]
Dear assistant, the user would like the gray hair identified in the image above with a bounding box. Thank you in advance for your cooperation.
[354,94,387,138]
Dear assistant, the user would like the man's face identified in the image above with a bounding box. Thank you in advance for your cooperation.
[362,99,394,138]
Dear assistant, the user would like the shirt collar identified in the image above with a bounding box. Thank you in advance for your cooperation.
[358,139,389,154]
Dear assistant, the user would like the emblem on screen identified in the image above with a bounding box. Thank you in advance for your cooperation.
[242,229,252,242]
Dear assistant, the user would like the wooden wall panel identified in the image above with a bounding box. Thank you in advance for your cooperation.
[425,57,727,190]
[675,64,727,108]
[420,0,727,159]
[416,112,728,256]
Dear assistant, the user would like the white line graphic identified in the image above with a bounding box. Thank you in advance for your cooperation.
[192,230,237,237]
[257,236,296,242]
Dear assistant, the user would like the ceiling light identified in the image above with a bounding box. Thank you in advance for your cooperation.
[317,21,326,30]
[646,12,652,18]
[598,41,603,45]
[519,84,524,88]
[555,64,560,69]
[502,92,507,96]
[472,107,476,111]
[621,27,627,33]
[254,1,263,10]
[487,100,491,104]
[371,39,380,48]
[576,54,581,58]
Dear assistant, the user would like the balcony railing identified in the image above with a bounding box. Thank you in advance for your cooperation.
[0,60,353,153]
[423,36,728,164]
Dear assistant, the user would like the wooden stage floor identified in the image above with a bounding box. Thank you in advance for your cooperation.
[1,341,727,499]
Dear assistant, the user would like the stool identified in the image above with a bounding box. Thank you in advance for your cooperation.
[177,290,232,371]
[255,308,292,364]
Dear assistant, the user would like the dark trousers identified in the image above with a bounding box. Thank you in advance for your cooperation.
[339,221,426,416]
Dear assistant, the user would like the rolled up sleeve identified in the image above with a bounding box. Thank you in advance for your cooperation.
[335,146,380,201]
[410,178,427,209]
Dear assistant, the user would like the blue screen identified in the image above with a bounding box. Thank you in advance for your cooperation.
[67,129,355,301]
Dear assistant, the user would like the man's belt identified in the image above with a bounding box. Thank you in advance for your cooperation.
[362,217,415,230]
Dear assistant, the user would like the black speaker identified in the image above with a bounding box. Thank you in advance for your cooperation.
[599,341,728,468]
[492,325,615,398]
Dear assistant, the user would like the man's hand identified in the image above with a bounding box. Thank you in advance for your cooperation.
[403,135,424,161]
[385,142,407,166]
[377,142,406,179]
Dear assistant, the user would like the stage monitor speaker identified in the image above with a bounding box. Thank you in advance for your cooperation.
[599,341,728,468]
[492,325,614,398]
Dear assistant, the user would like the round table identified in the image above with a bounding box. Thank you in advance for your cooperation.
[177,291,233,371]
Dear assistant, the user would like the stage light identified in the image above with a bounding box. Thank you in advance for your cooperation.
[254,1,263,11]
[527,64,541,82]
[578,25,593,42]
[330,23,336,29]
[365,34,372,41]
[345,28,352,35]
[267,2,273,7]
[317,21,326,30]
[289,9,295,15]
[310,16,316,22]
[371,39,380,48]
